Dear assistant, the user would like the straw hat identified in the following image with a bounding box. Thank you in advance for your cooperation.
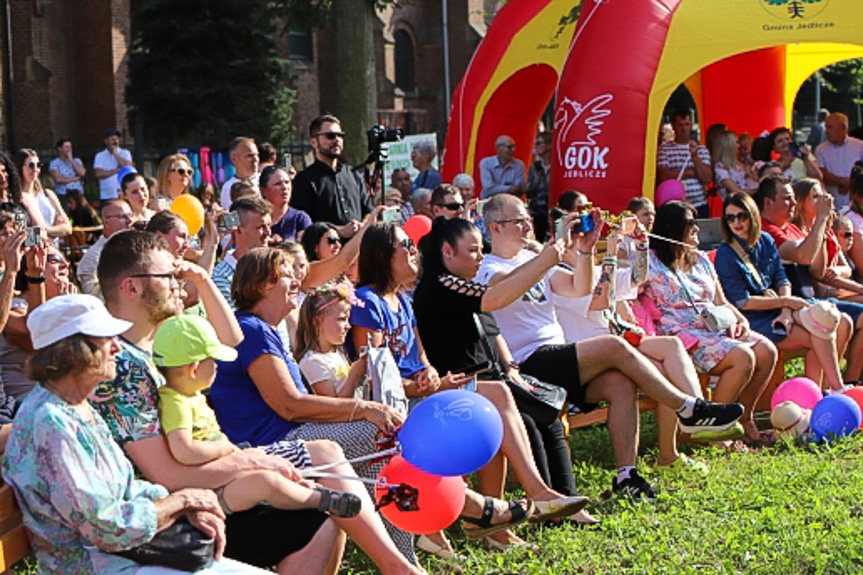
[798,301,841,341]
[770,400,811,438]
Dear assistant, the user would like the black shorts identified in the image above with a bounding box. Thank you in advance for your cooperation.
[224,506,329,568]
[520,343,598,413]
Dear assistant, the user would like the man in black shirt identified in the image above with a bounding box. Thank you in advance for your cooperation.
[291,115,375,238]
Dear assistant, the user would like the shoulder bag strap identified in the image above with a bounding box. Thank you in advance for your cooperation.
[672,269,703,315]
[728,240,768,292]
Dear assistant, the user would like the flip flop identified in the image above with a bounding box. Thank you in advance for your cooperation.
[459,497,534,539]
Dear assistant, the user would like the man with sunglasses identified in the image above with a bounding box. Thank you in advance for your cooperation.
[430,184,466,219]
[93,129,133,204]
[76,199,133,297]
[292,115,375,239]
[479,134,528,199]
[219,137,261,210]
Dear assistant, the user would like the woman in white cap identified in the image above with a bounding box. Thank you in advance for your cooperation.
[0,294,253,574]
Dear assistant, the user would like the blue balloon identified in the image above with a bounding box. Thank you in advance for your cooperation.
[116,166,137,189]
[811,394,861,442]
[399,389,503,476]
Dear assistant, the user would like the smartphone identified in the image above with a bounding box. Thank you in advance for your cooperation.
[282,153,292,169]
[459,360,492,376]
[23,226,40,247]
[218,211,241,232]
[789,141,805,159]
[13,212,26,231]
[475,199,489,217]
[381,206,400,222]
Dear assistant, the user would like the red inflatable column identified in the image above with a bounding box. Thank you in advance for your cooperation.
[552,0,682,212]
[700,47,787,139]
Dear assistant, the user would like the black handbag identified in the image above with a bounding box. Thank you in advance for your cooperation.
[114,518,215,572]
[473,314,567,427]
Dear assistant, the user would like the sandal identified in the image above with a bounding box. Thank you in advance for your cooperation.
[315,487,362,518]
[459,497,534,539]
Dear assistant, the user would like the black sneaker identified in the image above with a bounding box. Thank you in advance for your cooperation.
[677,398,744,434]
[611,470,656,501]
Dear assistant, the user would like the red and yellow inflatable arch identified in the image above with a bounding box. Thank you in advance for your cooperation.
[442,0,863,211]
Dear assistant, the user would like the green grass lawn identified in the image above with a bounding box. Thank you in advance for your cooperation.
[342,411,863,574]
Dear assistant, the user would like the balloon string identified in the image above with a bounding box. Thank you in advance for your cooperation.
[646,232,698,250]
[303,447,400,474]
[300,471,400,488]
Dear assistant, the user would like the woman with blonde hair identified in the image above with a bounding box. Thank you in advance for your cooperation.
[14,149,71,238]
[150,153,194,211]
[712,131,757,199]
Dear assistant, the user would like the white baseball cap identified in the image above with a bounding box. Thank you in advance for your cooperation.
[27,294,132,350]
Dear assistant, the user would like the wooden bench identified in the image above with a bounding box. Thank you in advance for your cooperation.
[0,479,30,573]
[566,349,806,431]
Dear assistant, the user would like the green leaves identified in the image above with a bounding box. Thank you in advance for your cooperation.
[126,0,295,148]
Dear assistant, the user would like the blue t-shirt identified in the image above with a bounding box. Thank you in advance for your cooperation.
[271,207,312,242]
[351,286,424,378]
[211,312,307,446]
[412,170,442,191]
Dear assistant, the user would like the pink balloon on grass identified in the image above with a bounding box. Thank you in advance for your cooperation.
[770,377,822,411]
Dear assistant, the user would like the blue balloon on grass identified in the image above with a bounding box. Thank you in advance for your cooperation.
[811,394,861,442]
[399,389,503,476]
[116,166,137,189]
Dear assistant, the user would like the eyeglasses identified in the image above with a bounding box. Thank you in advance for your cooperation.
[172,168,194,176]
[326,236,340,245]
[46,253,66,265]
[129,271,176,281]
[314,131,345,140]
[399,237,416,252]
[105,213,133,221]
[724,212,750,224]
[494,217,531,227]
[436,202,464,211]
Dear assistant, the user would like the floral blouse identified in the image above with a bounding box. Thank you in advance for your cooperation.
[3,384,167,574]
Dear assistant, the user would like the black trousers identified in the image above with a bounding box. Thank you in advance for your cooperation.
[520,413,577,496]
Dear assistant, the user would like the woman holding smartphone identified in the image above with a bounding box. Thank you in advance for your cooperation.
[714,192,846,397]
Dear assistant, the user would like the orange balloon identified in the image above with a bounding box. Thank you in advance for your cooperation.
[170,194,205,236]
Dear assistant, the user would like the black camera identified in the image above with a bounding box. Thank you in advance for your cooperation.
[367,125,404,153]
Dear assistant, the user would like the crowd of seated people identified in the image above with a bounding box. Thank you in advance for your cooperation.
[1,108,862,574]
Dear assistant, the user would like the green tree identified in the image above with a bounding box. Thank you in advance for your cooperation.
[126,0,294,149]
[273,0,395,163]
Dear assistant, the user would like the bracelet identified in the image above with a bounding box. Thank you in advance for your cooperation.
[506,361,520,371]
[576,248,595,258]
[26,276,46,284]
[349,398,361,422]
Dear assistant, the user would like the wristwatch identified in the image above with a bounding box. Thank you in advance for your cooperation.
[506,361,520,371]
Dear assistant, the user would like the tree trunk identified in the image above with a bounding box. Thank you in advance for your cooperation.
[333,0,377,165]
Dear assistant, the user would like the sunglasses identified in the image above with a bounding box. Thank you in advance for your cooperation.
[326,236,341,245]
[436,202,464,211]
[683,218,698,227]
[724,212,750,224]
[129,271,186,288]
[172,168,194,176]
[46,253,66,264]
[399,237,416,252]
[26,162,40,170]
[843,232,854,239]
[315,131,345,140]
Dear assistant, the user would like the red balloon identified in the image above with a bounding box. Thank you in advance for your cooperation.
[374,456,466,535]
[402,215,432,246]
[841,387,863,429]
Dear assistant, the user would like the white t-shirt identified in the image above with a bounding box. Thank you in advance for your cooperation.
[475,249,565,363]
[93,148,132,200]
[298,349,359,397]
[816,136,863,207]
[220,173,260,210]
[551,266,638,344]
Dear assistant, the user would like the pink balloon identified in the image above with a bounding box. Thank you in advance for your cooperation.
[771,377,823,411]
[655,179,685,206]
[403,215,432,245]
